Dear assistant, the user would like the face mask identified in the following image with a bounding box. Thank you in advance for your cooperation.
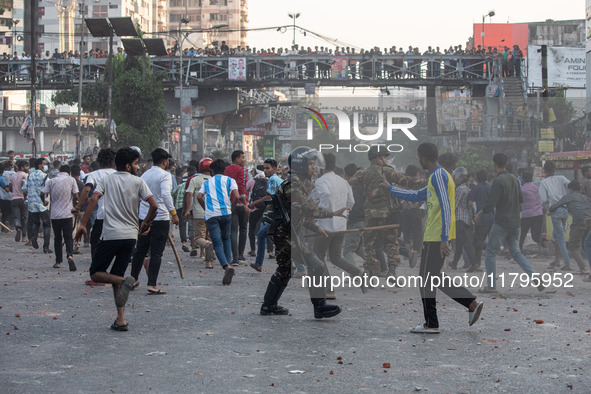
[42,165,48,172]
[49,154,54,160]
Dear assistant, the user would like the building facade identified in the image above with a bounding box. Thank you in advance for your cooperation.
[166,0,247,49]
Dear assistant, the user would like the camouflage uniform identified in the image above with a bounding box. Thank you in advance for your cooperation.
[269,173,335,282]
[348,164,415,276]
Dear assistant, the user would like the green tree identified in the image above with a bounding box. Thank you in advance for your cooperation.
[52,52,167,154]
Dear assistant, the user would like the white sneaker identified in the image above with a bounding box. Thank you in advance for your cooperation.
[468,301,484,326]
[410,323,440,334]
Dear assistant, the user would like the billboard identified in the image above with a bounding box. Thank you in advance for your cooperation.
[528,45,586,88]
[473,23,529,55]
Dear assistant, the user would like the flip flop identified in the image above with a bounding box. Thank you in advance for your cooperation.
[205,262,214,269]
[110,321,129,332]
[147,289,166,295]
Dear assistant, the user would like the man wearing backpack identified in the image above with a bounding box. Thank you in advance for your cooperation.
[248,159,283,272]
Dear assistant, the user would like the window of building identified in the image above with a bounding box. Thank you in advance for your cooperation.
[169,0,183,7]
[210,0,218,4]
[92,5,108,18]
[209,13,228,21]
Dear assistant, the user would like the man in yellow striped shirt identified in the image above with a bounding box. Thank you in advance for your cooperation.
[382,143,483,333]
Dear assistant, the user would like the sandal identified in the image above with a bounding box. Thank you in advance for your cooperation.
[147,288,166,295]
[110,321,129,331]
[53,263,61,268]
[249,263,262,272]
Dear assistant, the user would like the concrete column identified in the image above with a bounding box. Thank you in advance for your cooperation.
[176,86,199,164]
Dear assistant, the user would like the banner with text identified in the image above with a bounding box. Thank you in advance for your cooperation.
[527,45,585,88]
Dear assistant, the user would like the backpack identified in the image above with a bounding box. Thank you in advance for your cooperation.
[251,177,268,207]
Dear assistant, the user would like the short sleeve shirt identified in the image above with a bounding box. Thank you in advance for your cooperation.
[9,171,28,199]
[267,174,283,195]
[94,171,153,241]
[198,175,237,220]
[187,174,211,219]
[22,169,48,213]
[85,168,116,220]
[42,172,79,219]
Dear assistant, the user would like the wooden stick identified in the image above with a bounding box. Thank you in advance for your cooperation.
[0,221,12,232]
[304,224,400,238]
[168,232,185,279]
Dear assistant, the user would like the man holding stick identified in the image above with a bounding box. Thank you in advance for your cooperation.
[130,148,179,294]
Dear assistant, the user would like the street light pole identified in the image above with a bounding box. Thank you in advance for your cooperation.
[288,12,300,46]
[481,10,495,50]
[76,0,85,159]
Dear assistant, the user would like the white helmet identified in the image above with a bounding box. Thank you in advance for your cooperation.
[130,146,142,157]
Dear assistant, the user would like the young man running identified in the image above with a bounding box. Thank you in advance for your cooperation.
[75,147,158,331]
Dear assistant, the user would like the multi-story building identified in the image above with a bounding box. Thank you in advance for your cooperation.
[38,0,158,54]
[166,0,247,49]
[0,0,24,56]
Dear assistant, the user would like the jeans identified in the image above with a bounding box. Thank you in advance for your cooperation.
[248,208,264,252]
[207,215,232,267]
[11,198,27,236]
[231,206,248,262]
[255,222,269,267]
[551,207,571,266]
[485,223,536,288]
[473,223,492,268]
[51,218,74,264]
[29,211,51,249]
[130,220,170,287]
[451,220,475,268]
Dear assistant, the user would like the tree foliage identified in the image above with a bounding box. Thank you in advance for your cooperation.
[52,53,167,154]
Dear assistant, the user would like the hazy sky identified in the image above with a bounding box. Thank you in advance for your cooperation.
[246,0,584,51]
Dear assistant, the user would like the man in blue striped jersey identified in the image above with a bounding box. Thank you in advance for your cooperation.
[197,159,244,286]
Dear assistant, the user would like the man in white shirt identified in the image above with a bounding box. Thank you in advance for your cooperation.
[74,148,116,259]
[539,161,572,270]
[197,159,240,286]
[75,147,158,331]
[130,149,179,294]
[41,164,79,271]
[309,153,361,287]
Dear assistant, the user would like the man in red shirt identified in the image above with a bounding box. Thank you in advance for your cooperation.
[223,150,251,265]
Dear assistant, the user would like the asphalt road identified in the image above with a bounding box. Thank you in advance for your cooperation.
[0,230,590,393]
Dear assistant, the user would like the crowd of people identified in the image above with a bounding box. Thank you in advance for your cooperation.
[0,42,525,82]
[1,141,589,333]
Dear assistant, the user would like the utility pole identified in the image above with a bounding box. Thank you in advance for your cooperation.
[76,0,85,159]
[30,0,39,158]
[106,31,113,148]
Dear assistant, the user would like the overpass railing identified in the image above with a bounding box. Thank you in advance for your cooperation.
[0,55,499,89]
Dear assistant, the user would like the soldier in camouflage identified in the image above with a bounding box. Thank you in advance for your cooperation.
[348,146,421,278]
[260,147,348,319]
